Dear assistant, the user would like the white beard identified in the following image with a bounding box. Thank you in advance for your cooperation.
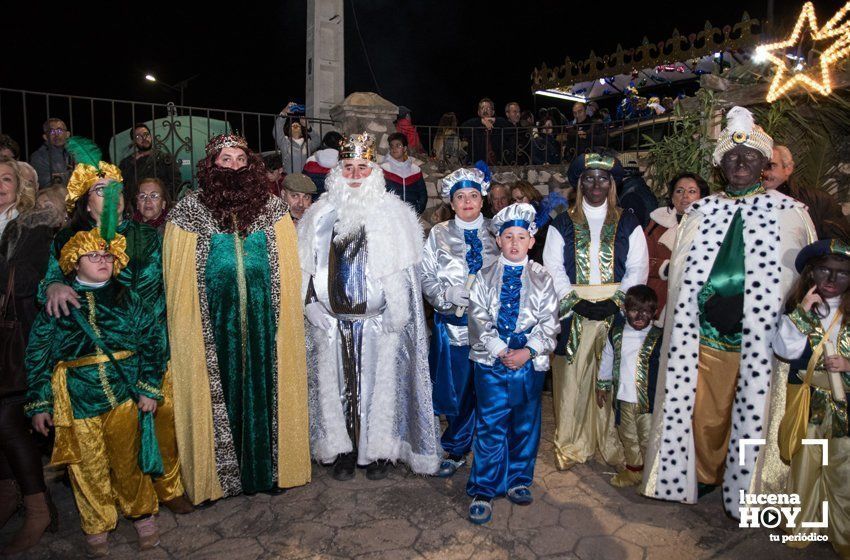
[325,162,387,235]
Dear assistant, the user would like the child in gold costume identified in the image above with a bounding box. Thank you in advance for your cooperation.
[25,224,166,556]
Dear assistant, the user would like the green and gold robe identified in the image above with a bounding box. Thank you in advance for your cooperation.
[163,192,310,504]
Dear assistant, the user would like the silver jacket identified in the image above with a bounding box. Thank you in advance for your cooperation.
[420,219,499,346]
[468,259,560,370]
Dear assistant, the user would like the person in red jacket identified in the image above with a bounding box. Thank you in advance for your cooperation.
[644,172,708,321]
[302,131,343,197]
[381,133,428,215]
[395,106,423,155]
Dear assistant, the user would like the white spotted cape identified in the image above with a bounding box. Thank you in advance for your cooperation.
[640,189,815,517]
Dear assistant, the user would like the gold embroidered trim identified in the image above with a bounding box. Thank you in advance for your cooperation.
[234,233,249,379]
[86,292,118,408]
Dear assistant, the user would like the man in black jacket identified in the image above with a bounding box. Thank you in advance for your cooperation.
[118,124,181,207]
[460,98,509,165]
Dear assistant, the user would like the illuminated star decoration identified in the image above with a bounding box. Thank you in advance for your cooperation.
[756,2,850,103]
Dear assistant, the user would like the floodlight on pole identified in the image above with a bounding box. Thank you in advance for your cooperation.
[143,72,198,107]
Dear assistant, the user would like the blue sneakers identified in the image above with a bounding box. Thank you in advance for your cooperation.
[436,457,466,478]
[468,498,492,524]
[507,485,533,505]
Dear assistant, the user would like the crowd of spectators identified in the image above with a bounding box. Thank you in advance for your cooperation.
[1,99,850,554]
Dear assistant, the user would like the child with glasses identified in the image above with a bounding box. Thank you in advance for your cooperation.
[25,228,167,556]
[596,285,662,487]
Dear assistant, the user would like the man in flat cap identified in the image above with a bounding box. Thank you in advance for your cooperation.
[282,173,316,225]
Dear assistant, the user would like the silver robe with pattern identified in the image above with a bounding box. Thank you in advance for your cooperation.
[297,195,441,474]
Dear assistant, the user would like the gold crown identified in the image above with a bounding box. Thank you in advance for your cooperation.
[205,133,249,156]
[340,133,376,161]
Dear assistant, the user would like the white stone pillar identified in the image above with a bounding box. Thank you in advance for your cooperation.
[306,0,345,121]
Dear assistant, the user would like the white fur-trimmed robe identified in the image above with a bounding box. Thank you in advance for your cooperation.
[640,189,815,517]
[297,193,441,475]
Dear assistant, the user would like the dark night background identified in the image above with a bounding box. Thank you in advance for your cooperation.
[0,0,845,126]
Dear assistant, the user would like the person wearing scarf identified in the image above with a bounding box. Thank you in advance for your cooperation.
[131,178,169,237]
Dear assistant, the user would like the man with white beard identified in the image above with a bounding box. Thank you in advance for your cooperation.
[297,133,441,481]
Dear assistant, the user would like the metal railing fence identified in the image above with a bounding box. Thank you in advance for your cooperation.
[0,88,337,199]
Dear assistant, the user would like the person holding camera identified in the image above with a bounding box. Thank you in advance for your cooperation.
[272,101,320,174]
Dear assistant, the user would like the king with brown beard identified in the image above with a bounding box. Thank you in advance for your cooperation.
[162,134,310,504]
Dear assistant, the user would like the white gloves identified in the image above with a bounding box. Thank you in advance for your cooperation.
[445,285,470,307]
[305,302,332,330]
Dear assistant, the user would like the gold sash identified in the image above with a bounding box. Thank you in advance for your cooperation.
[50,351,134,466]
[574,283,620,302]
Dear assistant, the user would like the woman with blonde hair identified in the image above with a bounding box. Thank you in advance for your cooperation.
[0,160,60,555]
[0,157,36,240]
[433,112,466,169]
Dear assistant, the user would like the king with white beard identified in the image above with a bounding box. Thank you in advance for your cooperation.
[297,133,440,481]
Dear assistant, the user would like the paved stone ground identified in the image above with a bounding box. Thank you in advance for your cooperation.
[1,395,838,559]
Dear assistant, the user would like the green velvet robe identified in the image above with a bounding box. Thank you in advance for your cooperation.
[39,220,166,325]
[25,281,167,419]
[204,231,278,493]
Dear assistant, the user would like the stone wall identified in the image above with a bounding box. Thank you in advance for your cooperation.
[329,92,398,158]
[416,160,570,210]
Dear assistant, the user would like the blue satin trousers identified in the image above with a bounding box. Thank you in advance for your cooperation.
[436,345,476,456]
[430,312,476,457]
[466,362,544,499]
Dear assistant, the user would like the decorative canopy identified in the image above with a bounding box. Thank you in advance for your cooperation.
[531,13,763,101]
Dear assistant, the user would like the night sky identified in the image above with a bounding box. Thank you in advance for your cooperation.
[1,0,846,126]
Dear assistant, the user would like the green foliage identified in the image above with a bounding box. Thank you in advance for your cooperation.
[751,92,850,201]
[643,89,720,198]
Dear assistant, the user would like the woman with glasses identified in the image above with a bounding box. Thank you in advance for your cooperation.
[131,178,170,236]
[39,138,194,516]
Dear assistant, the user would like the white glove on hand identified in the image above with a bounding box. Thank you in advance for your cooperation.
[305,302,332,330]
[445,285,470,307]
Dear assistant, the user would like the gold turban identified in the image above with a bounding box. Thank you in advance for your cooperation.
[59,228,129,276]
[712,106,773,166]
[65,162,123,213]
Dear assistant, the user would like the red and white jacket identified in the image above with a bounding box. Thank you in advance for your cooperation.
[380,156,424,191]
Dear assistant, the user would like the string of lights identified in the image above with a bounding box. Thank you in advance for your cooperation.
[755,1,850,102]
